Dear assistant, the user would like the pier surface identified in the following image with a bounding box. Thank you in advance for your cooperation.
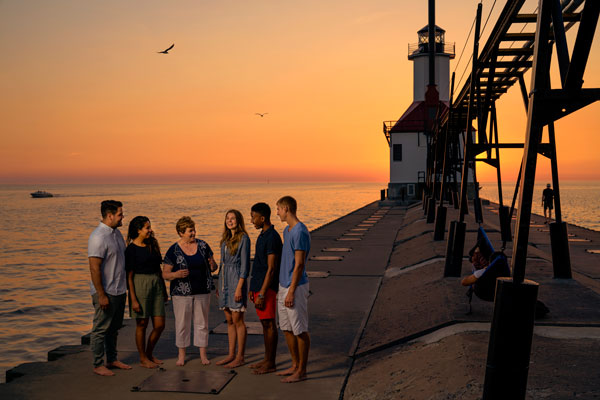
[2,201,599,399]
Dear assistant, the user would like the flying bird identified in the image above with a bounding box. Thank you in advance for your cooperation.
[255,113,268,117]
[157,44,174,54]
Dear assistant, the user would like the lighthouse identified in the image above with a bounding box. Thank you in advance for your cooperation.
[383,14,454,202]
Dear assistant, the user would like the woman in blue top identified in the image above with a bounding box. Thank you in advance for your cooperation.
[163,216,217,366]
[215,209,250,368]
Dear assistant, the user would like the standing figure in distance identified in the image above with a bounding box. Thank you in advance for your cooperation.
[88,200,132,376]
[216,210,251,368]
[542,183,554,223]
[125,216,167,369]
[163,216,218,366]
[276,196,311,383]
[249,202,282,374]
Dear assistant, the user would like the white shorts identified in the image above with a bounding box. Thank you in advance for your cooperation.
[278,283,309,336]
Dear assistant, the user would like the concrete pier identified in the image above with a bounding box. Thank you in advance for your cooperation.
[2,201,599,399]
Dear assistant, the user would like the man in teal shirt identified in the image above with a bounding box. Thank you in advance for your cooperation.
[276,195,310,383]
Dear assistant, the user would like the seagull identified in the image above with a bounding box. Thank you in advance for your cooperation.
[157,44,174,54]
[255,113,268,117]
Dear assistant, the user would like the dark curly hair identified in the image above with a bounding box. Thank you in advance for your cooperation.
[127,216,161,255]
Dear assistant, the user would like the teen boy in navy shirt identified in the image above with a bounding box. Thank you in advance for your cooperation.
[249,202,282,375]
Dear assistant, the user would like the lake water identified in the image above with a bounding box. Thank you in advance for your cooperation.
[0,181,598,382]
[0,182,383,382]
[478,181,600,231]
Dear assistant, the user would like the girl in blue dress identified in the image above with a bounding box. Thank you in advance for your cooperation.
[216,209,250,368]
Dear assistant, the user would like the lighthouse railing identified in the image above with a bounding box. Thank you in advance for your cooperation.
[408,42,455,58]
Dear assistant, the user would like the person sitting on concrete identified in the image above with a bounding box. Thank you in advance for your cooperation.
[461,246,490,286]
[461,227,549,318]
[462,247,549,318]
[462,228,510,313]
[462,250,510,302]
[461,228,495,288]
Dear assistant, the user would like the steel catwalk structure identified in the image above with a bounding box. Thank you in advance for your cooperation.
[418,0,599,398]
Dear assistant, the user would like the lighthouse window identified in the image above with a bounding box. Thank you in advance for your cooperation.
[393,144,402,161]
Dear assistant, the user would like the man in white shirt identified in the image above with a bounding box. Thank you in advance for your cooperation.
[88,200,132,376]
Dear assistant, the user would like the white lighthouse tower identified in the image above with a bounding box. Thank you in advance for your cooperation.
[384,23,454,202]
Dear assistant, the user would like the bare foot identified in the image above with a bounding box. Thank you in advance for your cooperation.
[149,356,163,365]
[176,357,185,366]
[275,366,297,376]
[250,360,267,369]
[253,364,276,375]
[216,355,235,366]
[281,371,307,383]
[140,359,158,369]
[224,358,245,369]
[93,366,115,376]
[199,348,210,365]
[106,360,132,370]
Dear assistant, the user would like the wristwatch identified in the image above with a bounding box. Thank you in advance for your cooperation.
[258,293,265,300]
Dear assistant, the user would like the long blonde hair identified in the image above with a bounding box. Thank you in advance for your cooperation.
[220,209,248,255]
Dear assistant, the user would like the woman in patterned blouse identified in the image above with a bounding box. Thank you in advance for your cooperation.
[163,216,217,366]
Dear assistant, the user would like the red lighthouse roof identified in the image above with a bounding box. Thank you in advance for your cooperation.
[389,100,449,133]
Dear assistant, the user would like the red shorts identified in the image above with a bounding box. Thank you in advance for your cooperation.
[250,288,277,320]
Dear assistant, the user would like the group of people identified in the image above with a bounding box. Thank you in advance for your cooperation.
[87,196,311,383]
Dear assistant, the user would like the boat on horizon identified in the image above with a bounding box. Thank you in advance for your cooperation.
[30,190,53,198]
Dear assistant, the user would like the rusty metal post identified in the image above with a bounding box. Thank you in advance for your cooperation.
[483,278,539,399]
[547,122,571,278]
[484,1,552,398]
[446,3,481,275]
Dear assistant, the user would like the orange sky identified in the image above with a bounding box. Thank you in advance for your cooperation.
[0,0,598,183]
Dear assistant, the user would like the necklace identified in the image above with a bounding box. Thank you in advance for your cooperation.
[178,240,197,255]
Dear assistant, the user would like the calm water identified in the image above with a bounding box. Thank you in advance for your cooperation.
[479,181,600,231]
[0,182,383,382]
[0,181,598,382]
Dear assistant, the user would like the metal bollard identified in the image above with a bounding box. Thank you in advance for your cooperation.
[498,205,512,243]
[474,197,483,223]
[380,189,386,201]
[451,221,466,276]
[549,222,572,279]
[483,278,539,400]
[453,192,460,209]
[444,221,456,275]
[426,197,436,223]
[444,220,464,277]
[433,205,447,241]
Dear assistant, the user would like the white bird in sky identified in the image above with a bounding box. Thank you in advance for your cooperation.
[255,113,268,117]
[157,44,174,54]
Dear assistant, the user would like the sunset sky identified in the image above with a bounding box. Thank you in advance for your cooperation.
[0,0,598,183]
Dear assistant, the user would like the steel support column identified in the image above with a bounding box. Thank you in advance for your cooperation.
[444,3,481,277]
